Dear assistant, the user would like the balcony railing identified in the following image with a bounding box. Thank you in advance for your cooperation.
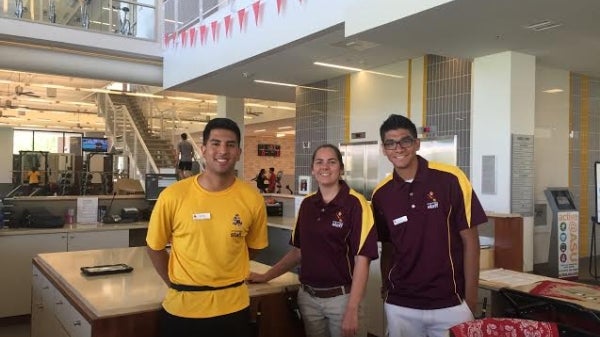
[2,0,157,40]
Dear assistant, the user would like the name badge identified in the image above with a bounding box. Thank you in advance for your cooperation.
[392,216,408,226]
[193,213,211,220]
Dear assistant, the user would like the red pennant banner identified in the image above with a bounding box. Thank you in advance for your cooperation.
[252,0,261,26]
[163,33,170,48]
[237,8,246,31]
[180,29,187,47]
[211,20,219,42]
[189,26,197,46]
[200,25,208,45]
[170,32,177,48]
[224,15,233,37]
[276,0,284,14]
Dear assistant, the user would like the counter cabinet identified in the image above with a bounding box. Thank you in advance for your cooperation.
[0,230,129,318]
[31,247,305,337]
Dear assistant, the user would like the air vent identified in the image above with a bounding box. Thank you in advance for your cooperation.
[524,20,562,32]
[331,39,379,51]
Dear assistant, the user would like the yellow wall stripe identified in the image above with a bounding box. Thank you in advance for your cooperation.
[580,75,590,257]
[344,74,351,143]
[407,58,412,119]
[422,55,428,136]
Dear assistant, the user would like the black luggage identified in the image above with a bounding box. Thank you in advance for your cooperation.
[20,208,65,228]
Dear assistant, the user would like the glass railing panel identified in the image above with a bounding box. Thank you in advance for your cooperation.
[1,0,157,40]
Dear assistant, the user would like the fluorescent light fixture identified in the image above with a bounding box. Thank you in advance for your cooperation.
[244,115,253,119]
[61,101,96,106]
[271,106,295,111]
[314,61,404,79]
[314,62,362,72]
[254,129,266,133]
[245,103,268,108]
[254,79,337,92]
[276,133,285,138]
[37,118,52,122]
[125,92,164,99]
[254,80,297,88]
[202,112,217,116]
[542,89,564,94]
[165,96,204,102]
[278,126,293,130]
[525,20,563,31]
[89,20,111,26]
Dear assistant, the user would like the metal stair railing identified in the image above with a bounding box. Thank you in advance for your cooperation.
[98,93,159,179]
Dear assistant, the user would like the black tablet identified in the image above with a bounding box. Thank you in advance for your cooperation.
[80,263,133,276]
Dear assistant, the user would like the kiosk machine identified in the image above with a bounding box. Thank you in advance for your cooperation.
[544,188,579,280]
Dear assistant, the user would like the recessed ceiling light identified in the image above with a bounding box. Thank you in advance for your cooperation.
[543,89,564,94]
[278,126,293,130]
[254,129,266,133]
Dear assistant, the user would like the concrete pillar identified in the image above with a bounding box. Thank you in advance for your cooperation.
[471,51,536,271]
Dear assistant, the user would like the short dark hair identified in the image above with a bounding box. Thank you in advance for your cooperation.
[379,114,418,141]
[181,133,187,140]
[202,118,241,145]
[269,167,275,172]
[312,144,344,170]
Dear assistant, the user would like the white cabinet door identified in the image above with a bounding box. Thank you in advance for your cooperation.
[31,266,71,337]
[67,230,129,252]
[0,233,67,318]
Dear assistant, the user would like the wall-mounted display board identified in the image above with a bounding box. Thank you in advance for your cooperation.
[258,144,280,157]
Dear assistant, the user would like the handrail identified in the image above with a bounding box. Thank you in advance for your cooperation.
[98,93,159,177]
[0,0,157,40]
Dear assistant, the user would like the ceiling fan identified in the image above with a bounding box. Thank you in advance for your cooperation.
[15,85,40,98]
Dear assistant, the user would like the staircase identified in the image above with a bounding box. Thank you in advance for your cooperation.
[108,94,175,169]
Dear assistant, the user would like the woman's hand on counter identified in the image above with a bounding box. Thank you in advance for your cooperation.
[247,272,269,283]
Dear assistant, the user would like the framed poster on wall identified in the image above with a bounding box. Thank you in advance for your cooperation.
[258,144,281,157]
[298,175,311,195]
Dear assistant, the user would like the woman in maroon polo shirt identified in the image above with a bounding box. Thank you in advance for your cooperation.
[248,144,378,337]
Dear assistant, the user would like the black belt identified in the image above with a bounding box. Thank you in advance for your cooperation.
[301,284,351,298]
[170,280,245,292]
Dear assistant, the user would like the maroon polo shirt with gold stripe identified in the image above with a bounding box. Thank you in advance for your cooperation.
[372,156,487,310]
[291,180,378,288]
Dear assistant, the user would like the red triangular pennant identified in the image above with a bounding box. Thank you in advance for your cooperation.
[252,0,261,26]
[211,20,219,42]
[180,29,187,47]
[237,8,246,31]
[224,15,233,37]
[276,0,284,14]
[170,32,177,48]
[189,26,197,46]
[163,33,170,48]
[200,25,208,45]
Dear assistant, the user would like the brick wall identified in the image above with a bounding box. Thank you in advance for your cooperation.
[243,135,296,192]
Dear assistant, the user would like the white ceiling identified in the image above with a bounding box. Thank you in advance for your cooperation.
[2,0,599,136]
[0,69,295,135]
[171,0,600,102]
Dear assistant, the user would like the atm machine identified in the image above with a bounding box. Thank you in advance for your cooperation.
[544,188,579,280]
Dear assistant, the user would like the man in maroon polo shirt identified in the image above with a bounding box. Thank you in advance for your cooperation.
[372,114,487,337]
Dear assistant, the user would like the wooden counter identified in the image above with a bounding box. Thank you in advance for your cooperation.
[32,247,304,337]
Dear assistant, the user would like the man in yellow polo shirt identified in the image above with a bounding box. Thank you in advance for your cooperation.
[146,118,268,337]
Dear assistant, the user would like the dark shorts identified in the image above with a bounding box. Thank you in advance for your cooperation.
[178,161,192,171]
[159,307,252,337]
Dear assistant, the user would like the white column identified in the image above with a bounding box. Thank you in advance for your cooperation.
[471,51,536,271]
[216,96,245,177]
